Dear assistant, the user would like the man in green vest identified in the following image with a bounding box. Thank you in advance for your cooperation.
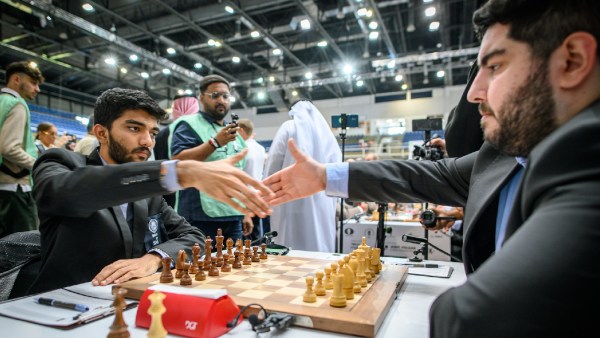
[169,75,249,241]
[0,61,44,238]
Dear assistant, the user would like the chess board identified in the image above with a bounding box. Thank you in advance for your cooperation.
[119,254,408,337]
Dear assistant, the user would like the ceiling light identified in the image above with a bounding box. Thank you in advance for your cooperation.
[423,0,433,3]
[272,48,282,56]
[425,6,436,17]
[194,63,203,69]
[369,31,379,40]
[230,96,236,103]
[214,41,222,47]
[343,64,353,75]
[357,8,368,17]
[104,57,116,65]
[429,21,440,31]
[185,89,193,95]
[120,67,127,74]
[224,6,234,14]
[356,80,364,87]
[232,56,241,63]
[401,83,408,90]
[406,23,416,32]
[140,72,149,79]
[317,40,328,47]
[129,54,138,62]
[292,90,298,97]
[256,77,264,84]
[269,76,275,82]
[162,68,171,75]
[395,74,403,82]
[166,47,176,55]
[250,31,260,38]
[437,70,445,78]
[177,89,185,95]
[208,39,216,46]
[257,91,265,100]
[387,60,396,69]
[368,21,378,30]
[366,10,373,18]
[82,3,94,12]
[300,19,311,30]
[305,72,313,79]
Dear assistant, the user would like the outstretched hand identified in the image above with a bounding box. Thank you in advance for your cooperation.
[178,149,274,217]
[263,139,327,206]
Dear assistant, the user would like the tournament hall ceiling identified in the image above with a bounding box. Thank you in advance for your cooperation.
[0,0,485,111]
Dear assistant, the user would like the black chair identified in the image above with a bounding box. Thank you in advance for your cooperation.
[0,230,41,300]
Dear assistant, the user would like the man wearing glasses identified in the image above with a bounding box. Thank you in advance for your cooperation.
[169,75,249,241]
[0,61,44,238]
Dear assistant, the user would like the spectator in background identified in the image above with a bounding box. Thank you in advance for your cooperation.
[34,122,68,155]
[0,61,43,238]
[363,153,378,161]
[264,100,341,252]
[74,116,98,155]
[237,118,268,241]
[171,94,199,120]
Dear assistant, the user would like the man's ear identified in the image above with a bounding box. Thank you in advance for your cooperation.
[555,32,598,89]
[93,124,108,144]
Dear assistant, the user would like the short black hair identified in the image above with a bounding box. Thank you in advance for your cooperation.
[199,75,230,93]
[94,88,167,129]
[5,61,44,84]
[473,0,600,60]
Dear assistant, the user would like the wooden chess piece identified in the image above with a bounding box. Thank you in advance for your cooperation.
[159,257,174,283]
[244,239,252,251]
[215,229,224,266]
[260,243,268,260]
[356,249,368,287]
[348,255,361,294]
[314,271,326,296]
[330,262,339,280]
[226,238,235,264]
[371,248,381,274]
[190,243,200,275]
[243,248,252,265]
[232,251,242,269]
[324,267,333,290]
[203,237,212,271]
[195,265,206,281]
[329,274,347,308]
[180,263,192,286]
[147,290,167,338]
[175,250,186,279]
[235,239,244,261]
[221,253,231,272]
[209,259,220,277]
[339,259,354,300]
[251,246,260,262]
[108,286,130,338]
[303,276,317,303]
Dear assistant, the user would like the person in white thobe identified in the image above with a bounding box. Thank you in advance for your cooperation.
[264,101,341,252]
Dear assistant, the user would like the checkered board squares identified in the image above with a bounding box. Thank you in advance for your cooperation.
[120,254,407,337]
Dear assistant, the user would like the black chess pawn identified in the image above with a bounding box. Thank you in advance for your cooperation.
[233,251,242,269]
[209,259,220,277]
[251,246,260,262]
[221,253,231,272]
[180,263,192,286]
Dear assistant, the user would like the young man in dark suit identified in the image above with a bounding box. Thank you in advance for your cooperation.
[29,88,272,294]
[264,0,600,335]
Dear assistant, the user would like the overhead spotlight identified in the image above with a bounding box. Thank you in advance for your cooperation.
[317,40,328,47]
[356,80,364,87]
[250,31,260,38]
[423,0,433,2]
[269,76,275,82]
[300,19,311,30]
[185,89,193,95]
[272,48,282,56]
[120,67,127,74]
[423,76,429,85]
[166,47,176,55]
[232,56,241,63]
[230,96,236,103]
[336,9,345,19]
[129,54,139,62]
[194,63,203,69]
[343,64,353,75]
[104,57,116,65]
[387,60,396,69]
[366,9,373,18]
[401,83,408,90]
[369,31,379,40]
[82,3,94,12]
[208,39,216,46]
[292,90,298,97]
[429,21,440,31]
[406,23,416,32]
[305,72,313,79]
[436,70,445,78]
[425,6,436,17]
[110,23,116,33]
[256,77,264,84]
[357,8,368,17]
[140,72,149,79]
[177,89,185,95]
[368,21,378,30]
[224,6,234,14]
[395,74,403,82]
[162,68,171,75]
[257,91,265,100]
[215,41,222,47]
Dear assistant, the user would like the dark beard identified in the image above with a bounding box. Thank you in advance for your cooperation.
[108,134,150,164]
[204,104,229,121]
[485,61,558,157]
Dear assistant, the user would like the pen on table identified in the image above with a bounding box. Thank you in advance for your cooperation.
[35,297,89,312]
[401,263,440,268]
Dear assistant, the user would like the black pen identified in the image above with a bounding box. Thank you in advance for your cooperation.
[401,263,440,268]
[35,297,89,312]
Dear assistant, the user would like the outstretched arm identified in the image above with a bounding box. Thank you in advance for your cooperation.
[263,139,327,206]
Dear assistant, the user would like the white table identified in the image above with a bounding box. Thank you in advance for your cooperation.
[0,250,466,337]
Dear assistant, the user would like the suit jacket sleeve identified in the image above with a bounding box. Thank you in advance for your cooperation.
[347,152,476,206]
[153,197,205,258]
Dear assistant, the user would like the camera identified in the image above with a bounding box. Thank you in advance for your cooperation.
[419,209,456,228]
[230,113,239,126]
[413,142,444,161]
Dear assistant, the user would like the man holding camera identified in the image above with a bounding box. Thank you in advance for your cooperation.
[169,75,248,241]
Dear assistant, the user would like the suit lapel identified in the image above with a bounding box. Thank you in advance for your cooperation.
[111,206,133,258]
